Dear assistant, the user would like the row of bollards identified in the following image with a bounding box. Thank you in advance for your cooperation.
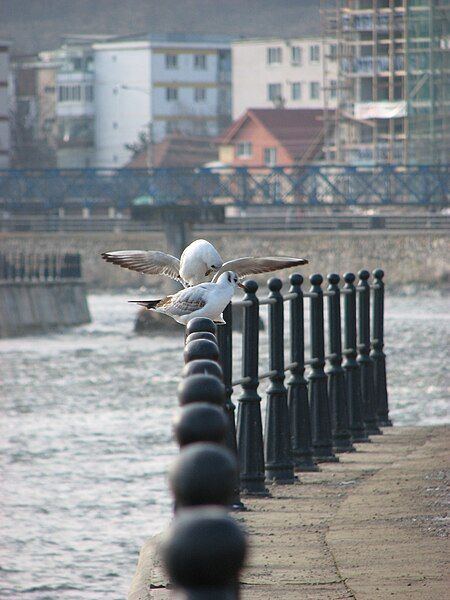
[217,268,391,493]
[159,318,248,599]
[0,252,82,281]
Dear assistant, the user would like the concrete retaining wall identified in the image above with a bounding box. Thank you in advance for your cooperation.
[0,280,91,337]
[0,230,449,290]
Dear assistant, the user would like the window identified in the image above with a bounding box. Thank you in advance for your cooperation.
[291,46,302,65]
[166,87,178,101]
[194,87,207,102]
[291,82,301,100]
[57,85,82,102]
[267,83,282,102]
[85,85,94,102]
[330,79,337,99]
[194,54,207,70]
[236,142,252,158]
[165,54,178,69]
[264,147,277,166]
[44,85,55,94]
[267,47,282,65]
[310,81,320,99]
[309,44,320,62]
[329,44,337,61]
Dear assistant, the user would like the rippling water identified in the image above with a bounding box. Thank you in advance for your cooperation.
[1,290,449,599]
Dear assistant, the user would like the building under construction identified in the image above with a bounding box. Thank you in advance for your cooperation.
[321,0,450,165]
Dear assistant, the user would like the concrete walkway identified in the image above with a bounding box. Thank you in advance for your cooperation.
[129,426,449,600]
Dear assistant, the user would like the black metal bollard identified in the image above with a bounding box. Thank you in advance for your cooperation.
[371,269,393,427]
[182,359,224,381]
[186,318,218,336]
[326,274,354,452]
[186,331,218,345]
[216,303,244,509]
[178,374,226,407]
[184,339,220,364]
[287,274,318,471]
[174,403,228,447]
[160,507,247,600]
[216,303,239,459]
[342,273,369,442]
[169,443,239,509]
[264,278,295,483]
[236,280,267,495]
[357,270,382,435]
[308,274,338,462]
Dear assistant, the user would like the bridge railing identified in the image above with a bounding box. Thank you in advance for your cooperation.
[155,269,390,597]
[0,252,82,281]
[1,164,448,207]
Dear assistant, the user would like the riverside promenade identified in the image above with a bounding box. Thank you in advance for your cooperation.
[129,425,449,600]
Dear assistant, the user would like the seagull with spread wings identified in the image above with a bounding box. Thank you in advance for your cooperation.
[101,239,308,287]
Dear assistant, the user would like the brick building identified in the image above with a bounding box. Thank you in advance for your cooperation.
[218,108,327,167]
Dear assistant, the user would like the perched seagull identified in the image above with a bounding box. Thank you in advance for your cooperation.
[102,238,308,287]
[128,270,244,325]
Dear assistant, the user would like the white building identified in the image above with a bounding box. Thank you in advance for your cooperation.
[93,33,231,168]
[232,37,337,119]
[0,40,11,167]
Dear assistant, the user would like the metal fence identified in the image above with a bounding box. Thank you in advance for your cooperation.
[158,268,390,597]
[1,164,448,208]
[0,252,82,281]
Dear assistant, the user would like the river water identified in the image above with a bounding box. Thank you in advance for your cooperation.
[1,290,449,599]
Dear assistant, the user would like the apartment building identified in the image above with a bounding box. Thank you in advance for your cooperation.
[93,33,231,168]
[232,37,337,119]
[0,40,10,167]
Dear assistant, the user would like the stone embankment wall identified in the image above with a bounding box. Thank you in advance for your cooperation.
[0,231,448,290]
[0,280,91,337]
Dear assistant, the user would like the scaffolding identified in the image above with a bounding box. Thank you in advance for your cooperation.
[321,0,450,165]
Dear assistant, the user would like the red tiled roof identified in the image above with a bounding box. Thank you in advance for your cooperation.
[219,108,328,162]
[126,134,219,168]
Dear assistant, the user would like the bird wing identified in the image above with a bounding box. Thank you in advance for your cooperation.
[101,250,184,284]
[158,285,208,316]
[211,256,309,282]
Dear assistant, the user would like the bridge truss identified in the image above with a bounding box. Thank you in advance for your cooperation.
[0,164,448,211]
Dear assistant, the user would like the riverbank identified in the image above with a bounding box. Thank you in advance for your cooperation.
[130,425,449,600]
[0,231,448,290]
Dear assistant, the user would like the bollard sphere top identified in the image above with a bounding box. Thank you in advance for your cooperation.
[358,269,370,281]
[344,272,355,284]
[309,273,323,286]
[181,359,223,381]
[160,507,247,588]
[290,273,303,286]
[178,374,226,406]
[185,331,217,345]
[244,279,258,294]
[185,317,217,336]
[327,273,340,285]
[373,268,384,280]
[169,442,238,508]
[268,277,282,291]
[173,402,228,447]
[184,338,219,364]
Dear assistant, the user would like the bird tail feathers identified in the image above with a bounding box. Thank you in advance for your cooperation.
[128,299,161,310]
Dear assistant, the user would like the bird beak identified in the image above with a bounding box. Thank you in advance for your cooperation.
[238,282,245,289]
[205,269,212,276]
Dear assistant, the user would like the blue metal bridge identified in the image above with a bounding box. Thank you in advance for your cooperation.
[0,164,448,210]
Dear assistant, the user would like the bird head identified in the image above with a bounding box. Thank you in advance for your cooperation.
[218,271,244,289]
[203,245,223,277]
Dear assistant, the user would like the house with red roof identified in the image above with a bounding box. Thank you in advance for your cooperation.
[218,108,327,167]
